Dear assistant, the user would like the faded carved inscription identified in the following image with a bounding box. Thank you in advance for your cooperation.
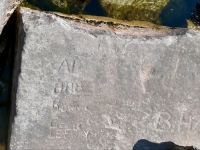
[50,117,82,139]
[103,114,121,131]
[53,80,94,96]
[53,99,88,112]
[58,58,75,73]
[152,112,200,132]
[54,81,82,95]
[58,57,83,76]
[155,112,171,131]
[49,57,91,140]
[177,113,200,131]
[48,57,200,146]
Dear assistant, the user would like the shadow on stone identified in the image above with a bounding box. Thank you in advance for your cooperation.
[132,139,197,150]
[0,7,18,150]
[7,8,26,150]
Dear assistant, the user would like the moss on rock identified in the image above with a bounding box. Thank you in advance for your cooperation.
[0,142,5,150]
[99,0,187,25]
[187,19,200,30]
[21,0,90,14]
[52,0,68,9]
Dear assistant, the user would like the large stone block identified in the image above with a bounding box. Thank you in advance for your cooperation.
[9,7,200,149]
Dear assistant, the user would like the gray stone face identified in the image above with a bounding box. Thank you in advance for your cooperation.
[9,7,200,149]
[0,0,19,35]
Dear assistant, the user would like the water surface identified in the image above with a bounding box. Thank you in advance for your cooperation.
[22,0,200,28]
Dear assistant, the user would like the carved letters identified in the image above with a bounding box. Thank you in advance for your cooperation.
[103,114,121,131]
[49,57,200,145]
[178,113,192,132]
[50,57,89,139]
[153,112,199,132]
[83,130,91,141]
[50,119,81,139]
[54,81,82,95]
[53,100,88,112]
[58,58,75,73]
[155,112,171,130]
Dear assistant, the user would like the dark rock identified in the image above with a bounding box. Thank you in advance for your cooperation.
[172,146,198,150]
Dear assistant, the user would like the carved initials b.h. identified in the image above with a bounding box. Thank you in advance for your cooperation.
[178,114,192,132]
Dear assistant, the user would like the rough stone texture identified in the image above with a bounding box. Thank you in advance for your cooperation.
[9,7,200,150]
[0,0,19,35]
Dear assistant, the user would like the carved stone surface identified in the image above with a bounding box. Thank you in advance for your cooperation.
[9,7,200,149]
[0,0,19,35]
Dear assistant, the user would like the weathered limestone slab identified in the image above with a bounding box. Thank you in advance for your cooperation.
[0,0,19,35]
[9,7,200,149]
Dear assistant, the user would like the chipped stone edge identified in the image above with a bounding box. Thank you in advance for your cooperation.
[51,11,190,37]
[19,7,191,37]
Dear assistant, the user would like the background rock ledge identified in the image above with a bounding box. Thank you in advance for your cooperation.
[0,0,20,35]
[9,7,200,150]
